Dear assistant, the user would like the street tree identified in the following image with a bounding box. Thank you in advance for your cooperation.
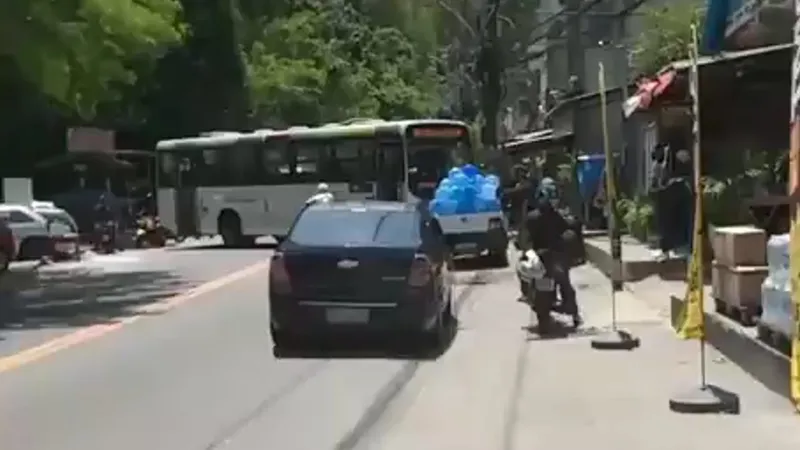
[633,1,705,75]
[245,1,442,125]
[0,0,184,118]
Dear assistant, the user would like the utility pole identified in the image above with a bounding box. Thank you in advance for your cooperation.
[479,0,502,149]
[615,12,630,185]
[565,0,585,222]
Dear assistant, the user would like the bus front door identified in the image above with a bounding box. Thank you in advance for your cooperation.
[174,157,199,236]
[375,141,403,201]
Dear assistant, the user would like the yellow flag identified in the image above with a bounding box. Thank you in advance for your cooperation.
[676,23,704,340]
[676,185,705,340]
[790,196,800,410]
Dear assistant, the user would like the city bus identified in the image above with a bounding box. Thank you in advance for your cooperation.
[155,119,473,246]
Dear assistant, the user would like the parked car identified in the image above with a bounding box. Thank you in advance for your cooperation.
[0,216,16,273]
[31,201,80,260]
[0,204,53,261]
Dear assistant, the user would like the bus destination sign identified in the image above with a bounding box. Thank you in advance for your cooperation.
[412,127,464,138]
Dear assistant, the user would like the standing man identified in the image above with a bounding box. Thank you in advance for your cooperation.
[649,143,670,260]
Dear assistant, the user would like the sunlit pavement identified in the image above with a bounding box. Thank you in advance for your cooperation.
[0,240,273,357]
[1,255,799,450]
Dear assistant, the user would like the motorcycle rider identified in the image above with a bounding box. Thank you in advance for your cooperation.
[521,177,581,328]
[93,193,116,250]
[305,183,334,206]
[502,165,537,230]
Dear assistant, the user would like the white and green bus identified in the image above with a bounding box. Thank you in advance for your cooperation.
[155,119,472,246]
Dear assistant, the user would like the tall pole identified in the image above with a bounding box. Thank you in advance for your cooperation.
[480,0,502,150]
[599,62,618,328]
[788,0,800,412]
[689,24,707,387]
[591,61,640,351]
[565,0,585,223]
[609,13,626,292]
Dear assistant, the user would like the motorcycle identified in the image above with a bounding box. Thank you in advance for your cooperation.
[517,248,559,333]
[135,216,168,248]
[93,220,117,254]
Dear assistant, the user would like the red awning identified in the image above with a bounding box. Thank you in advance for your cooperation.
[623,70,677,117]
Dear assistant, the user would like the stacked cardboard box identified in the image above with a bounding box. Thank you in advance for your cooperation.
[710,226,768,325]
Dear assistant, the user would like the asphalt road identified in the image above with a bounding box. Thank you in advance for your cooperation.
[0,244,489,450]
[0,238,271,357]
[2,248,799,450]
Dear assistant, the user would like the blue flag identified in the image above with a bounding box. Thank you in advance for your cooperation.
[701,0,731,54]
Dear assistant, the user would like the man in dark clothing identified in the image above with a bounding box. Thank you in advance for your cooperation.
[502,165,538,230]
[650,145,693,259]
[520,178,581,327]
[93,193,116,248]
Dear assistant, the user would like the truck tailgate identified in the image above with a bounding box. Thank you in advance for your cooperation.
[435,212,506,234]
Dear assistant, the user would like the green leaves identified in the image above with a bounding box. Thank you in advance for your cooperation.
[1,0,183,118]
[2,0,446,126]
[244,2,442,125]
[633,1,705,75]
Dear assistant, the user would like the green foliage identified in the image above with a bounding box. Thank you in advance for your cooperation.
[2,0,448,142]
[0,0,184,118]
[633,1,705,75]
[702,149,789,226]
[245,1,443,125]
[618,196,654,243]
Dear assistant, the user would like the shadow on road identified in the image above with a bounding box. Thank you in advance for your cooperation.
[0,266,188,332]
[168,242,278,252]
[273,319,459,361]
[451,256,508,272]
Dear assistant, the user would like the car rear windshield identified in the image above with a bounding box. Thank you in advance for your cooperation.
[39,211,77,233]
[289,208,418,247]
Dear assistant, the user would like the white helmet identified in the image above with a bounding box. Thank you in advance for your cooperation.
[317,183,329,192]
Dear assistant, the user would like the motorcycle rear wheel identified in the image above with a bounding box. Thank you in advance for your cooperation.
[533,289,555,334]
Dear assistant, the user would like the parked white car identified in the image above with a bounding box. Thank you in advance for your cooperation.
[0,204,51,261]
[30,201,81,260]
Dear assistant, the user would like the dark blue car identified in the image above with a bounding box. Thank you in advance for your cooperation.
[268,201,455,351]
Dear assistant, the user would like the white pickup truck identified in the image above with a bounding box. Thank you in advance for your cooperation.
[436,210,509,266]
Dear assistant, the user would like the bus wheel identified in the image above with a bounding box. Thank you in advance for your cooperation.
[218,211,243,248]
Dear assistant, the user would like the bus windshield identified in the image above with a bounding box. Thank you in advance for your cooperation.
[407,138,470,199]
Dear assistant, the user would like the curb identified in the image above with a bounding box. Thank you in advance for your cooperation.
[583,239,686,282]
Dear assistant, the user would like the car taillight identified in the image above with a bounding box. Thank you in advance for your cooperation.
[408,254,432,287]
[270,253,292,294]
[489,218,503,229]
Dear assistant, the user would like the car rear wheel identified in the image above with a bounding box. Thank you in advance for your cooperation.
[0,249,9,273]
[270,325,300,351]
[422,288,454,352]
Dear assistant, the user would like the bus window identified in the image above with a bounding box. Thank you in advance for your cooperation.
[261,141,291,183]
[224,143,259,185]
[292,141,324,182]
[407,139,467,199]
[376,141,403,200]
[200,148,225,185]
[159,153,177,187]
[327,139,375,183]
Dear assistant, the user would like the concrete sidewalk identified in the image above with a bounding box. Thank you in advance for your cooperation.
[358,265,800,450]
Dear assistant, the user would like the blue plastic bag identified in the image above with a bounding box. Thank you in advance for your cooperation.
[461,164,480,178]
